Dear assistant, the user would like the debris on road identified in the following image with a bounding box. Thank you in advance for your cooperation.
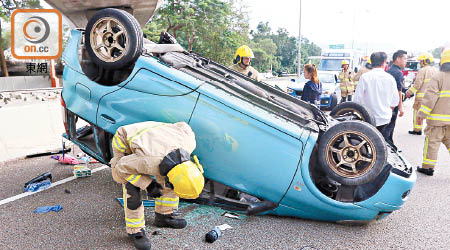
[24,172,52,192]
[64,189,71,194]
[33,204,63,213]
[73,165,92,178]
[151,231,161,236]
[51,154,79,165]
[205,224,231,243]
[25,147,71,158]
[222,212,240,219]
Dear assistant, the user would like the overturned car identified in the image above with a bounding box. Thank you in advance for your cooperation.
[57,5,415,224]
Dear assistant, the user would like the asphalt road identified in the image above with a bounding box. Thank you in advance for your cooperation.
[0,100,449,249]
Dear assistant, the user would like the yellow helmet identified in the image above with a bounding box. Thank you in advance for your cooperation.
[166,156,204,199]
[440,49,450,66]
[418,53,433,65]
[233,45,254,64]
[341,60,349,66]
[366,58,372,65]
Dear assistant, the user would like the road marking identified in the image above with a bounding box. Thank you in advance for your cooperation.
[0,165,109,206]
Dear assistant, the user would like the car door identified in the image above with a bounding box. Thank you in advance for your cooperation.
[189,83,306,203]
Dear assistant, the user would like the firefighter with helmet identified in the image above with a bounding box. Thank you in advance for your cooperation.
[353,58,373,88]
[338,60,354,102]
[230,45,260,81]
[406,52,438,135]
[416,49,450,176]
[110,121,205,250]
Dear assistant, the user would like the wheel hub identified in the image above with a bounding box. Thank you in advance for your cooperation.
[342,147,359,162]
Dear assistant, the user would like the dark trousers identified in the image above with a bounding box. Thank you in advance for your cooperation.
[341,95,352,103]
[376,124,390,142]
[384,106,399,145]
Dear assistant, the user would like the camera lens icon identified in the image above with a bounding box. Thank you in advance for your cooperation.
[23,16,50,44]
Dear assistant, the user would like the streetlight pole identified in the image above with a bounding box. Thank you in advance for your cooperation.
[297,0,302,77]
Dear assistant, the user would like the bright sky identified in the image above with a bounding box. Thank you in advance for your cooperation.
[244,0,450,55]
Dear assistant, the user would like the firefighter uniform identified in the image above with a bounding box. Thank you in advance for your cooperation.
[230,63,260,81]
[416,69,450,172]
[338,62,354,101]
[353,65,371,89]
[110,121,196,234]
[407,59,438,133]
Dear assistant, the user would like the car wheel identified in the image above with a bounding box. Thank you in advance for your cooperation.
[318,121,387,185]
[330,102,376,126]
[85,8,143,70]
[330,94,338,110]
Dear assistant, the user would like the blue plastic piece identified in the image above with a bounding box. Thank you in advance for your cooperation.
[33,204,63,213]
[24,179,51,192]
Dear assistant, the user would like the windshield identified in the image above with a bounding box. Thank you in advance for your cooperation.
[318,59,343,71]
[318,73,334,83]
[405,61,420,71]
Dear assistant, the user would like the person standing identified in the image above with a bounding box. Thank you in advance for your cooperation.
[353,52,399,140]
[110,121,205,250]
[353,58,373,89]
[230,45,260,81]
[415,49,450,176]
[301,64,322,106]
[338,60,354,102]
[406,53,438,135]
[385,50,407,145]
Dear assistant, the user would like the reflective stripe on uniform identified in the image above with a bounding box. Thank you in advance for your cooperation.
[126,174,141,185]
[439,90,450,97]
[419,105,432,115]
[416,92,424,98]
[155,197,179,207]
[409,86,418,93]
[125,215,145,228]
[423,78,431,83]
[127,124,166,147]
[422,158,437,166]
[113,134,126,153]
[423,137,429,159]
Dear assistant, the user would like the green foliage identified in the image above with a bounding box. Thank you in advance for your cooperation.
[142,1,321,74]
[1,29,9,49]
[0,0,41,20]
[249,22,321,75]
[144,0,249,65]
[431,47,444,59]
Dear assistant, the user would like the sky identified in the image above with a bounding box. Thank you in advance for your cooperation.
[244,0,450,56]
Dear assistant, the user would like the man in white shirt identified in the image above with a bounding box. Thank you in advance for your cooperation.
[353,52,399,141]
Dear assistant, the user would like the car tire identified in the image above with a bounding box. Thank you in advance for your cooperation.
[330,102,376,126]
[329,94,338,110]
[85,8,143,70]
[317,121,387,186]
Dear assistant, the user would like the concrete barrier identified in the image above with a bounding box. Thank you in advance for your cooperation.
[0,100,65,162]
[0,76,52,91]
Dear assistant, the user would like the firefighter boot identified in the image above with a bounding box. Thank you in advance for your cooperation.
[128,229,151,250]
[154,212,187,229]
[417,166,434,176]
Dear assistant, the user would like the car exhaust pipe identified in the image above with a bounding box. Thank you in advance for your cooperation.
[246,200,278,216]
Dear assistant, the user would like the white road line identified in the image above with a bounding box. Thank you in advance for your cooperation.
[0,165,109,206]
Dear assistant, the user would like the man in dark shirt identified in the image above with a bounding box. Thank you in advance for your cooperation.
[385,50,407,145]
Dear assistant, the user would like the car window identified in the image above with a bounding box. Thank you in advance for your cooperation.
[318,59,342,71]
[405,61,420,71]
[318,73,334,83]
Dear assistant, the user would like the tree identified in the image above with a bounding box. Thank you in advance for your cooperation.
[431,47,444,59]
[0,0,41,77]
[143,0,249,65]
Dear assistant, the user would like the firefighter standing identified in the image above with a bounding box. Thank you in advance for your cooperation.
[230,45,260,81]
[416,49,450,176]
[338,60,354,102]
[110,121,205,250]
[406,53,438,135]
[353,58,372,89]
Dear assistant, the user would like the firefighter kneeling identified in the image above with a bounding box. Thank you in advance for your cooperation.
[110,121,204,250]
